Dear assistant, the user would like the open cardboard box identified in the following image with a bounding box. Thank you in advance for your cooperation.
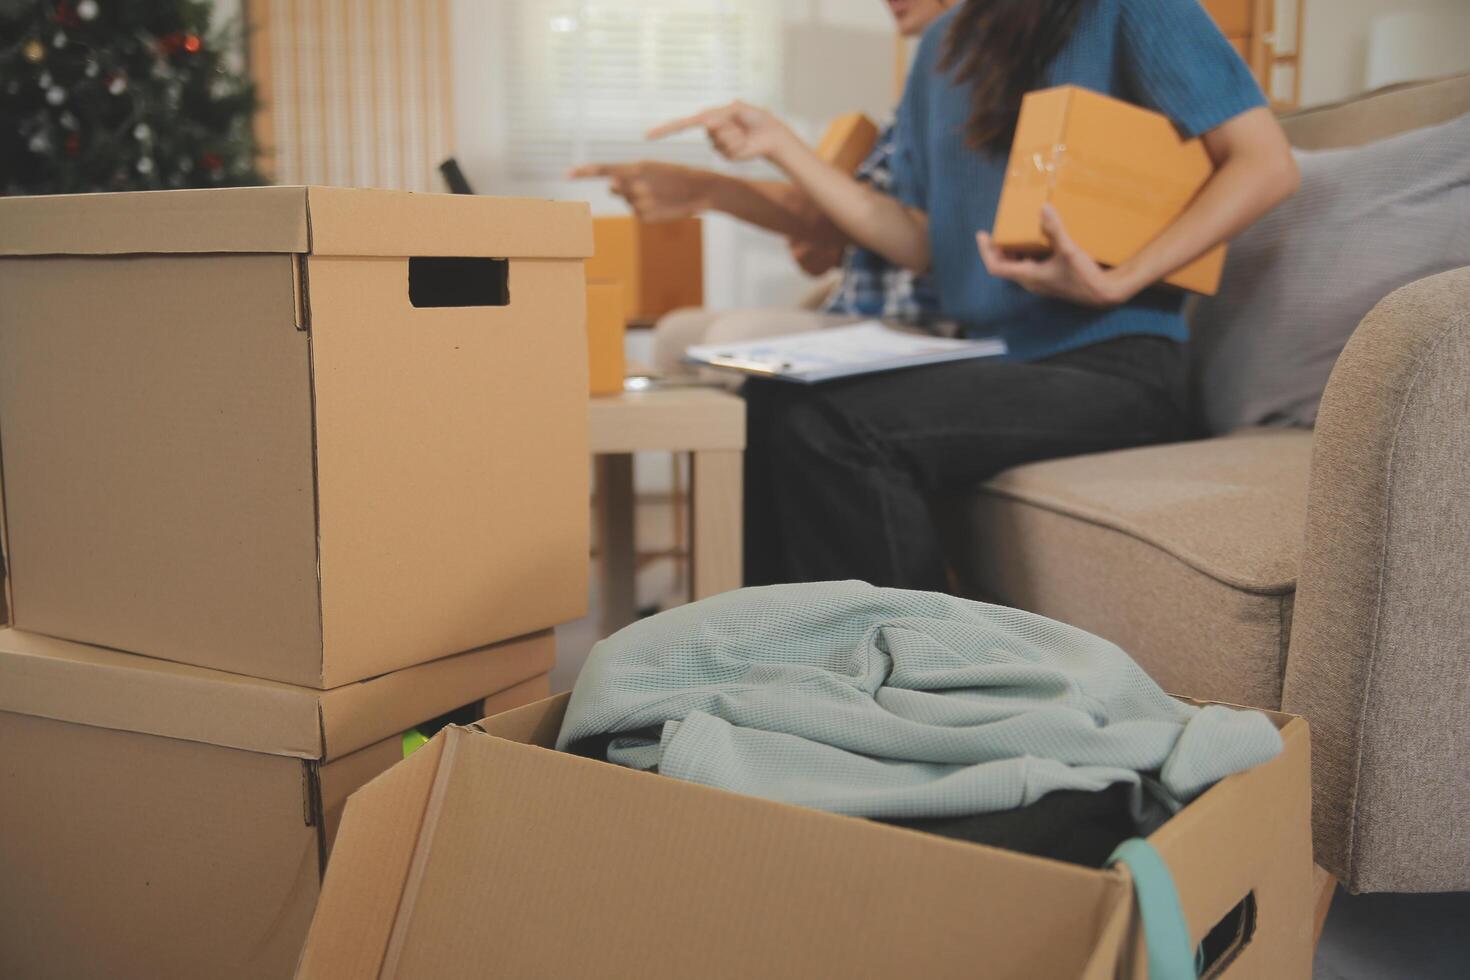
[300,693,1314,978]
[0,186,592,688]
[0,627,555,980]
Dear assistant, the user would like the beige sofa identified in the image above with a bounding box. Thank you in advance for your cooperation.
[948,74,1470,894]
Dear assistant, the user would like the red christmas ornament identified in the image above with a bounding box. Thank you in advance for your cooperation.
[158,32,183,54]
[64,134,81,156]
[201,152,223,172]
[183,34,201,54]
[53,2,81,28]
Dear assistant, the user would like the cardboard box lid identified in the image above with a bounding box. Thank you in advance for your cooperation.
[0,186,593,259]
[0,628,555,763]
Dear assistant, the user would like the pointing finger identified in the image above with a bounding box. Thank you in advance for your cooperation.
[646,104,733,140]
[567,163,617,179]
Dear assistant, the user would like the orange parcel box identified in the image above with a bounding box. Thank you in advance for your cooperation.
[992,85,1226,295]
[585,279,626,396]
[586,216,704,323]
[816,112,880,175]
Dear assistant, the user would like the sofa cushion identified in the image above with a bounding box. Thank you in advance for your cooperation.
[1189,109,1470,434]
[948,428,1313,709]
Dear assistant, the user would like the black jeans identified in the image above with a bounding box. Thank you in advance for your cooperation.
[742,335,1189,590]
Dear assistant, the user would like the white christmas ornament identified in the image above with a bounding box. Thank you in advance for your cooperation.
[137,157,155,175]
[46,86,66,105]
[78,0,99,21]
[133,123,152,141]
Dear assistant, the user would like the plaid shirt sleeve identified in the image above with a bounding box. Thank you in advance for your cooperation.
[820,122,939,325]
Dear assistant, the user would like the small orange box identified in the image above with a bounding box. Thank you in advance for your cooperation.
[586,280,626,396]
[992,85,1226,295]
[1202,0,1254,38]
[586,216,703,322]
[815,112,880,176]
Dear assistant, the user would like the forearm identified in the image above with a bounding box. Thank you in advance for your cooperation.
[769,139,930,273]
[1113,147,1298,296]
[710,175,847,244]
[701,176,846,245]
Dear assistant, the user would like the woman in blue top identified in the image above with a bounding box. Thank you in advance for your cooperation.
[658,0,1298,589]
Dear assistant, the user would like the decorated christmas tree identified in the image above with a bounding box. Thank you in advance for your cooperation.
[1,0,262,195]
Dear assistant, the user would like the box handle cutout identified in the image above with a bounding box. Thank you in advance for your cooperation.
[408,256,509,308]
[1198,892,1257,978]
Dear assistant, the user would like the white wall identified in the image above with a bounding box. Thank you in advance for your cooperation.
[1299,0,1469,107]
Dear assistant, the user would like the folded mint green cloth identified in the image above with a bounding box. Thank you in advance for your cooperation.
[558,581,1281,819]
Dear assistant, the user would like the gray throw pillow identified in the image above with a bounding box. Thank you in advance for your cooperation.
[1189,111,1470,434]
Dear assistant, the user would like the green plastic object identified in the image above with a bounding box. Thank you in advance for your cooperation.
[401,728,429,759]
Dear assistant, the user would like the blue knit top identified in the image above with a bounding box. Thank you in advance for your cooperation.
[894,0,1265,361]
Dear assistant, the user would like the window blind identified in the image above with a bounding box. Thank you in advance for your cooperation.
[499,0,784,178]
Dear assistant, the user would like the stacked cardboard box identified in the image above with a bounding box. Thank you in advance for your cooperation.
[0,630,554,980]
[0,186,596,979]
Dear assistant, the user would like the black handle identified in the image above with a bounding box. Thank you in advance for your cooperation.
[408,256,509,308]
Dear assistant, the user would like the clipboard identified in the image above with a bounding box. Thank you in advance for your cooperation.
[684,321,1007,383]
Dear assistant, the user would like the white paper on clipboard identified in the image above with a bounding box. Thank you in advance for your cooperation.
[684,321,1007,383]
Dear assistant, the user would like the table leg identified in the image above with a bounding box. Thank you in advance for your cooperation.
[690,449,743,600]
[595,453,637,638]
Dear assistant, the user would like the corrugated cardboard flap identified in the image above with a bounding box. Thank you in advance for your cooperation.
[0,186,593,259]
[0,627,556,762]
[298,731,453,979]
[473,688,572,745]
[0,628,322,758]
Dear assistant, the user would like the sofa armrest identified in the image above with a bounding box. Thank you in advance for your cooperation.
[1284,266,1470,893]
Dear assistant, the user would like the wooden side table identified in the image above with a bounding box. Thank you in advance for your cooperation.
[588,388,746,637]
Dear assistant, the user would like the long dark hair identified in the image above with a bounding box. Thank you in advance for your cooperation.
[938,0,1090,155]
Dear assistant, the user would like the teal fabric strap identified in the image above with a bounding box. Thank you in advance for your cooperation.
[1107,838,1197,980]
